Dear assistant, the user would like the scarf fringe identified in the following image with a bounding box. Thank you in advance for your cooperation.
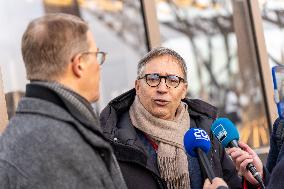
[158,156,178,179]
[158,156,190,189]
[166,173,190,189]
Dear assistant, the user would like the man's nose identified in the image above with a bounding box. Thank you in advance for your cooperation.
[157,78,169,92]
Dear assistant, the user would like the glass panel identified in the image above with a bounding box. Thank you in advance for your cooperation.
[155,0,269,149]
[261,0,284,67]
[81,1,147,109]
[0,0,147,118]
[259,0,284,152]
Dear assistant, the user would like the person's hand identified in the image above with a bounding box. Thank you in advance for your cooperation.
[226,141,263,185]
[203,178,228,189]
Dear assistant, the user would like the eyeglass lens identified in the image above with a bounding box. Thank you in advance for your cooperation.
[96,52,105,65]
[145,74,181,88]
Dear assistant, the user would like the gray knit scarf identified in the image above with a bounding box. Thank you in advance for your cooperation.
[31,81,100,129]
[129,96,190,189]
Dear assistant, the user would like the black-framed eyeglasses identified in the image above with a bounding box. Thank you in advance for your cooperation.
[138,73,186,88]
[82,51,107,66]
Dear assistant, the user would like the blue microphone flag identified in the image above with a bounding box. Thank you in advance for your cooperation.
[183,128,211,157]
[211,118,239,148]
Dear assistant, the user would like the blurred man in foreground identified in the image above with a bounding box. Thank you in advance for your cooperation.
[0,13,126,189]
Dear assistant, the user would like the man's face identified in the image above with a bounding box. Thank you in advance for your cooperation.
[81,31,100,102]
[135,55,187,120]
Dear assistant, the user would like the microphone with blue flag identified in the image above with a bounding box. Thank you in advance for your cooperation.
[184,128,215,182]
[211,118,239,148]
[211,118,265,188]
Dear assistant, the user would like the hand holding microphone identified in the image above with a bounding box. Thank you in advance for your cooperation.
[211,118,264,188]
[227,142,263,185]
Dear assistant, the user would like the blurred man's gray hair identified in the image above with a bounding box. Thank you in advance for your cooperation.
[137,47,188,81]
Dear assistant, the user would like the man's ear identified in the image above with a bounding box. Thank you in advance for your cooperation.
[135,80,140,95]
[71,54,84,78]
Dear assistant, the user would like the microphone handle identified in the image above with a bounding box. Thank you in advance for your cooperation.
[196,148,216,182]
[246,163,264,188]
[228,140,239,148]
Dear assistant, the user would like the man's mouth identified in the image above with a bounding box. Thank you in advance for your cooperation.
[153,99,169,106]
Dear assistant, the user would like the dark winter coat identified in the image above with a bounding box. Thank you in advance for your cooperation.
[100,89,242,189]
[0,84,127,189]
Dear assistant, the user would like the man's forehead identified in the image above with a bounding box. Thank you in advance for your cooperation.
[144,57,184,76]
[150,54,179,62]
[146,55,182,69]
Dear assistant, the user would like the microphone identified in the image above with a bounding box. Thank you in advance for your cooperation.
[211,118,264,188]
[184,128,215,182]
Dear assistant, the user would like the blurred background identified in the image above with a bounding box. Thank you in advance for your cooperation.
[1,0,284,158]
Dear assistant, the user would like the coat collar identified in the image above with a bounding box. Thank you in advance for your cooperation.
[19,84,106,140]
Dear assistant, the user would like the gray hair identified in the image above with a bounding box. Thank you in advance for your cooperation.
[22,13,89,81]
[137,47,187,81]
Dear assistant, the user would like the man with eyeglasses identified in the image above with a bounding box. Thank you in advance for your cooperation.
[100,47,242,189]
[0,13,126,189]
